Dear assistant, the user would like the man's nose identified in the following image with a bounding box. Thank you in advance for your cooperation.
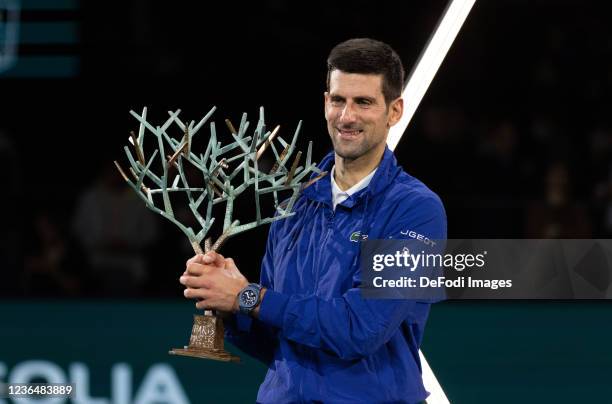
[338,102,357,123]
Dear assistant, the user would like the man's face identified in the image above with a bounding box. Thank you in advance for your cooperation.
[324,70,402,161]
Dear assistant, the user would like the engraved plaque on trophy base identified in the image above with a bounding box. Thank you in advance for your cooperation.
[169,312,240,362]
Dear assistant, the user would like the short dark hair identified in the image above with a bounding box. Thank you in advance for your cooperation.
[326,38,405,105]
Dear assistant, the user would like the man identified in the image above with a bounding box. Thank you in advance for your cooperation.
[180,38,446,403]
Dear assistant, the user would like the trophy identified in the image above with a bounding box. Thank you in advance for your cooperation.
[114,106,325,362]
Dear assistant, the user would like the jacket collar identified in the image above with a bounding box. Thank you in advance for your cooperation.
[303,146,401,207]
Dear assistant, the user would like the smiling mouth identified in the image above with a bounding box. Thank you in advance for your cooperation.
[337,129,363,139]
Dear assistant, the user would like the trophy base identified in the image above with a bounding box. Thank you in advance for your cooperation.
[169,312,240,363]
[169,346,240,362]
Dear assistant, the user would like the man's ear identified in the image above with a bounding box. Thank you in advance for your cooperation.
[387,97,404,127]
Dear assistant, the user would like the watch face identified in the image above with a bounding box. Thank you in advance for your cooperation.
[241,289,258,307]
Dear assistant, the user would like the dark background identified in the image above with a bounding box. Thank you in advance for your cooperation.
[2,1,612,403]
[1,1,611,297]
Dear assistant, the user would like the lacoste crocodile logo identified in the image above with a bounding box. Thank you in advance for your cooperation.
[350,231,368,242]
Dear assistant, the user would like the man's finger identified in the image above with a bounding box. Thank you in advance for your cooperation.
[196,298,217,310]
[186,263,216,276]
[222,258,238,279]
[225,257,236,269]
[203,251,225,267]
[195,300,208,310]
[180,275,211,289]
[185,263,204,275]
[184,287,198,299]
[186,254,206,267]
[224,258,245,280]
[184,287,212,300]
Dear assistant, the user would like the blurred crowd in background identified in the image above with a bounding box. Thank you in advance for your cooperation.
[0,0,611,298]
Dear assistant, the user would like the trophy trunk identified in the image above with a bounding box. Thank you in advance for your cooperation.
[169,311,240,362]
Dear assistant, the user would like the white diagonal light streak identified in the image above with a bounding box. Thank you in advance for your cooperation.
[387,1,477,403]
[387,0,476,151]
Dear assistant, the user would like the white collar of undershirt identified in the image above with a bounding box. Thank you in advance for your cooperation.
[330,165,377,210]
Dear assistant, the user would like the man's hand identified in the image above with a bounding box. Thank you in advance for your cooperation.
[180,251,249,313]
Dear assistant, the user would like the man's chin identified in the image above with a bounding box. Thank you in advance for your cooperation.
[332,141,385,162]
[334,147,364,161]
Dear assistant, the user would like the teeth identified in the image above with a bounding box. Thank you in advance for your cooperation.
[340,130,360,135]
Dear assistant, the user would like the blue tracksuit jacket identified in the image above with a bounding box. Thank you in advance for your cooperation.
[226,146,447,404]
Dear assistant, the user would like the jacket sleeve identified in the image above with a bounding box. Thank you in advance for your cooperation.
[257,195,447,360]
[223,222,280,365]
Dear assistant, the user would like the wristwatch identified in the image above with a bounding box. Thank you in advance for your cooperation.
[237,283,263,315]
